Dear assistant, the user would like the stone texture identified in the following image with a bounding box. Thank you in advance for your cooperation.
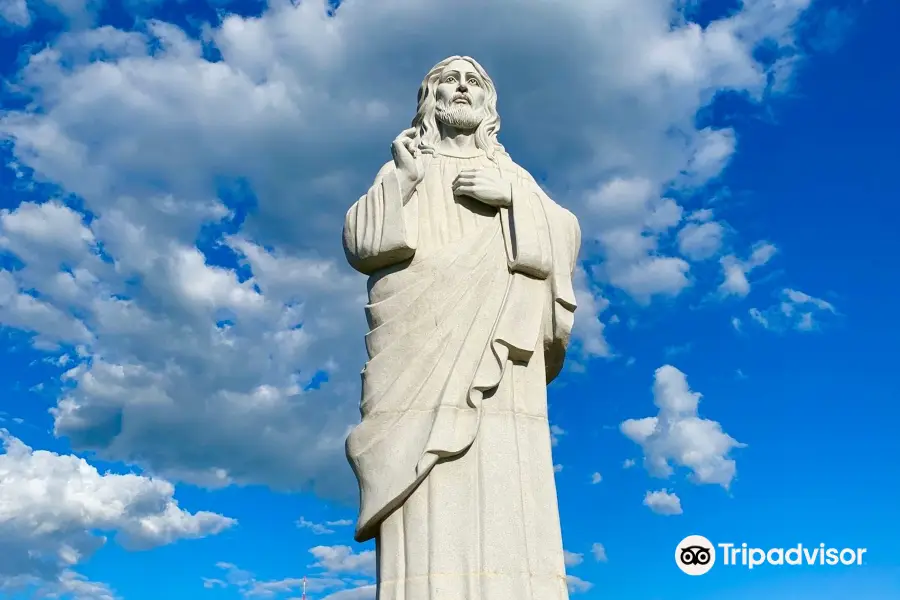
[342,55,581,600]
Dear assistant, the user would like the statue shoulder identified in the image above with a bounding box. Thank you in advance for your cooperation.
[496,155,534,182]
[501,158,552,200]
[498,155,579,236]
[375,161,396,181]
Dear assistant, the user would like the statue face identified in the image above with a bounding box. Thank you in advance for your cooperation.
[434,58,487,130]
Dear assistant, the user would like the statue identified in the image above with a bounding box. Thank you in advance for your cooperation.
[342,55,582,600]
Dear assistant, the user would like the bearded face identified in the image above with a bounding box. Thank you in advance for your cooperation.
[433,59,488,130]
[435,96,486,130]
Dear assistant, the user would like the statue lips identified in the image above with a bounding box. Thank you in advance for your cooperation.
[452,94,471,104]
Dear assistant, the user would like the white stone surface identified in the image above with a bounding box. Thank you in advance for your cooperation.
[342,56,581,600]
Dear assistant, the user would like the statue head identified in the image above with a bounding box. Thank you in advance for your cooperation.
[411,56,506,159]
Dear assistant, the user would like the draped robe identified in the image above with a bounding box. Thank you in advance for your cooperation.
[342,147,581,600]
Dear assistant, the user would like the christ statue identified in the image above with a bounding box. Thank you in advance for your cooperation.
[342,55,581,600]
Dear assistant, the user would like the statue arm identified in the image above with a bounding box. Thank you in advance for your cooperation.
[501,179,553,279]
[343,162,419,275]
[569,211,582,277]
[545,207,581,383]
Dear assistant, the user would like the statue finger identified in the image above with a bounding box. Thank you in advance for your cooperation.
[391,139,409,154]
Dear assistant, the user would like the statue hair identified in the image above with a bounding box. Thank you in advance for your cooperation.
[411,56,508,161]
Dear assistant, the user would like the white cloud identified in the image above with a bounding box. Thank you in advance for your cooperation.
[35,570,116,600]
[590,472,602,484]
[592,543,608,563]
[677,219,725,261]
[0,0,30,27]
[688,208,714,222]
[0,0,819,529]
[749,288,837,332]
[785,288,835,310]
[683,127,737,183]
[620,365,745,489]
[0,431,234,596]
[0,197,363,498]
[572,266,613,359]
[623,458,636,469]
[321,585,377,600]
[207,562,347,599]
[566,575,593,594]
[563,550,584,567]
[644,489,683,515]
[550,424,566,447]
[718,241,777,297]
[308,545,376,577]
[296,517,352,536]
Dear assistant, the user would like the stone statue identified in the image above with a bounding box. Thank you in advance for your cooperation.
[342,55,581,600]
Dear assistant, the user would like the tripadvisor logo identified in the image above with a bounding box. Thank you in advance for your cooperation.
[675,535,716,576]
[675,535,868,575]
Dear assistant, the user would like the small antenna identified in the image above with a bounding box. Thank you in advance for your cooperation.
[301,575,308,600]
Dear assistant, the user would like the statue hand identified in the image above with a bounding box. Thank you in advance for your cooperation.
[391,128,424,197]
[452,168,513,208]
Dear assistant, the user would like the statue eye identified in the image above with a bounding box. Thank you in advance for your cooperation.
[445,76,456,83]
[468,78,480,86]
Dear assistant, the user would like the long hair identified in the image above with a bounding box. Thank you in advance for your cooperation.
[411,56,507,161]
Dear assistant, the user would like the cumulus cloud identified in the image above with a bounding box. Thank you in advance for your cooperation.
[621,365,745,489]
[205,562,347,599]
[677,211,726,261]
[563,550,584,567]
[308,545,376,577]
[718,241,778,297]
[566,575,593,594]
[321,585,377,600]
[0,0,819,534]
[0,431,234,596]
[748,287,837,332]
[0,0,30,29]
[585,177,689,302]
[296,517,353,536]
[590,472,602,484]
[550,424,566,447]
[0,197,362,498]
[643,489,683,515]
[204,543,378,599]
[592,543,608,563]
[572,266,614,359]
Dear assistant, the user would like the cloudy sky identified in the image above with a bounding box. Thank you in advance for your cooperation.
[0,0,897,598]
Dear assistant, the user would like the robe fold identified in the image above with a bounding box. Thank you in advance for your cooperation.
[343,149,581,600]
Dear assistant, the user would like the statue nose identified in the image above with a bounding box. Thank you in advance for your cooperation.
[457,82,468,92]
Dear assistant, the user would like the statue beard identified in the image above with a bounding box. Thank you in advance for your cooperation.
[435,100,485,131]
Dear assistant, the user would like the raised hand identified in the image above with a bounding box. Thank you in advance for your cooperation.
[391,127,424,199]
[452,168,513,208]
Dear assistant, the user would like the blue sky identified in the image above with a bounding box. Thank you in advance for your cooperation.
[0,0,898,599]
